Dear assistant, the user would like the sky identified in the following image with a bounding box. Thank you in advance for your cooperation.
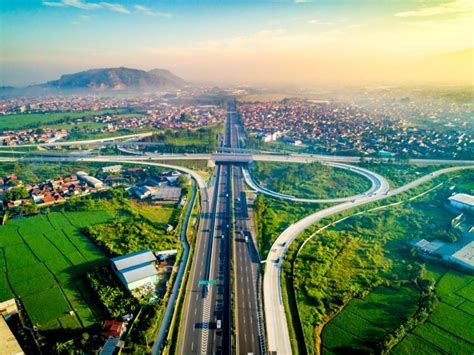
[0,0,473,87]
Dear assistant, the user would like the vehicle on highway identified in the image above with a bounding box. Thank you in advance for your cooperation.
[244,235,249,243]
[280,242,286,247]
[216,319,222,329]
[274,257,280,264]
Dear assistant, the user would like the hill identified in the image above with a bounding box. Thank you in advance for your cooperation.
[44,67,185,91]
[148,68,186,87]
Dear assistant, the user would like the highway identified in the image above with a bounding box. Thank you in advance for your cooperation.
[263,164,474,355]
[179,105,235,354]
[1,110,472,355]
[3,140,474,167]
[228,102,264,355]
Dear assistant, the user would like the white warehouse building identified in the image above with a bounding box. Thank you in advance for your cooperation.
[449,193,474,211]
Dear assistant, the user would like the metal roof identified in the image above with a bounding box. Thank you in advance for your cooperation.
[121,263,157,284]
[449,193,474,207]
[112,249,156,271]
[0,317,23,355]
[151,186,182,200]
[451,240,474,269]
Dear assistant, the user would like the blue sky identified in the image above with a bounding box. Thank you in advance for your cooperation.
[1,1,472,86]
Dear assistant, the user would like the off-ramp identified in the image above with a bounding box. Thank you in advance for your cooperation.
[263,164,474,354]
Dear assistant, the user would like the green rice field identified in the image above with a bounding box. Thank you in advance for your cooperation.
[0,211,114,335]
[321,286,419,353]
[393,267,474,354]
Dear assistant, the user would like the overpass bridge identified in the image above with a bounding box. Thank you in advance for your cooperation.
[211,153,253,164]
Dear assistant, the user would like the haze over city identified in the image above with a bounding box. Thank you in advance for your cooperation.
[0,1,473,355]
[1,0,473,86]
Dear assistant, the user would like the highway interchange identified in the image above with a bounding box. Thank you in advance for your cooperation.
[0,107,473,355]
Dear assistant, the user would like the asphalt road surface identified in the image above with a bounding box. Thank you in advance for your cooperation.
[228,103,264,354]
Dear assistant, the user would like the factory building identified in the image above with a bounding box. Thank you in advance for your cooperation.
[111,250,158,291]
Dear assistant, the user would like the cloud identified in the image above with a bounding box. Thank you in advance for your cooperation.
[62,0,101,10]
[42,0,130,13]
[170,27,342,54]
[395,0,473,17]
[42,1,66,7]
[99,2,130,14]
[308,19,333,25]
[134,5,173,18]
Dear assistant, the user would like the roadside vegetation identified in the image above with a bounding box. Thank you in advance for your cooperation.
[253,195,325,258]
[356,160,450,188]
[251,161,372,199]
[0,175,187,352]
[274,169,474,354]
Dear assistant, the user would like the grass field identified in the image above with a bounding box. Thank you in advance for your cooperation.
[0,211,113,337]
[394,266,474,354]
[321,285,419,353]
[0,109,126,130]
[252,161,372,199]
[132,203,175,225]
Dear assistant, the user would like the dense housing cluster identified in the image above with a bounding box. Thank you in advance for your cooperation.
[240,100,473,159]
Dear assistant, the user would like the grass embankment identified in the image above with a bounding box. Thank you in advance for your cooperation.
[163,188,200,354]
[251,161,372,199]
[253,195,324,258]
[277,169,474,354]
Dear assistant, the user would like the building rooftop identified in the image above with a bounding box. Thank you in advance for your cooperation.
[111,249,156,271]
[102,320,124,338]
[0,317,24,355]
[151,186,182,200]
[451,240,474,269]
[449,193,474,207]
[121,263,158,284]
[411,238,444,254]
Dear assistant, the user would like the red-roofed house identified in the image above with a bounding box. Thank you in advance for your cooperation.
[102,320,125,338]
